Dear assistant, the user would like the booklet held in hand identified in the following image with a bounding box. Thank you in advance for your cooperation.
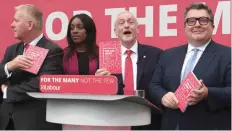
[23,45,49,74]
[99,41,121,73]
[175,71,201,112]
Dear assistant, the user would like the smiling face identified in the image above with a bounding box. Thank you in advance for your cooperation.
[114,12,138,48]
[184,9,214,46]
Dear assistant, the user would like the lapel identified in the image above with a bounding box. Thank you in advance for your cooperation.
[136,43,148,89]
[11,42,25,75]
[16,36,46,56]
[35,36,46,48]
[174,45,188,85]
[68,51,79,74]
[12,42,27,77]
[16,42,25,56]
[193,41,216,79]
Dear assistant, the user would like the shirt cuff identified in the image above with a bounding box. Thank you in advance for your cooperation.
[3,87,7,99]
[4,63,12,78]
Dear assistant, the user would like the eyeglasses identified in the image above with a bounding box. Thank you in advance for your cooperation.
[185,17,212,26]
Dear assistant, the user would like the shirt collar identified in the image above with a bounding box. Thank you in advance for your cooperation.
[187,39,211,53]
[121,41,138,55]
[24,34,43,46]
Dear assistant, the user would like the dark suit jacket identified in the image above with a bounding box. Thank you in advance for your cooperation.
[148,41,231,130]
[0,37,63,130]
[118,43,163,130]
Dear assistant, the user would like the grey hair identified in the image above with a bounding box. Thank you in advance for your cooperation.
[114,11,139,29]
[15,4,43,30]
[184,3,214,24]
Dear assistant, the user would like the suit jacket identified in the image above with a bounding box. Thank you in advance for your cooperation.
[118,43,163,130]
[148,40,231,130]
[0,37,63,130]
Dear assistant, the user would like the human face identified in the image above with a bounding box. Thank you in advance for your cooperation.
[184,9,214,46]
[11,10,30,40]
[70,17,87,44]
[114,12,138,47]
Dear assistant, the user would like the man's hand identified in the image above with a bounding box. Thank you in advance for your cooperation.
[188,79,208,106]
[7,55,33,71]
[95,68,111,76]
[1,84,8,93]
[161,92,179,109]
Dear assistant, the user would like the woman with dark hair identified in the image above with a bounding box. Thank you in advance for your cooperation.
[62,14,126,130]
[63,14,99,75]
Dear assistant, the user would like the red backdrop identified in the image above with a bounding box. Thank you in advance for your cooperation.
[0,0,230,60]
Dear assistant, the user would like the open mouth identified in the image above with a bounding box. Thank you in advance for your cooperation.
[123,31,132,35]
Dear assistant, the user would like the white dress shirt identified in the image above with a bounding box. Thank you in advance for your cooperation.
[180,40,211,81]
[121,41,138,90]
[3,34,43,98]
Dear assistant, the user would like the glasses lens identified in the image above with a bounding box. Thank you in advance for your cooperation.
[186,17,210,26]
[186,18,197,26]
[199,17,209,25]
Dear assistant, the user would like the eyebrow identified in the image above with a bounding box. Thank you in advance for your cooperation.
[71,23,83,26]
[118,18,134,22]
[118,19,125,22]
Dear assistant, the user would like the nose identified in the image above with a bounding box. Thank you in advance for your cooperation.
[11,22,14,28]
[124,22,129,28]
[195,20,201,27]
[72,27,79,34]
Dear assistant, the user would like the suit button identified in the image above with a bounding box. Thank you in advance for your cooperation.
[8,112,12,117]
[11,113,15,118]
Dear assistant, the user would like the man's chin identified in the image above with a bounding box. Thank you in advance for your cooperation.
[192,35,205,41]
[122,40,134,45]
[14,35,19,39]
[195,37,206,42]
[190,37,210,46]
[122,38,134,43]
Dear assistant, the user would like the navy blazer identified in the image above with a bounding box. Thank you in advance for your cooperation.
[148,40,231,130]
[117,43,163,130]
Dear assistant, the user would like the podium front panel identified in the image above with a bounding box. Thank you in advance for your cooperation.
[46,99,151,126]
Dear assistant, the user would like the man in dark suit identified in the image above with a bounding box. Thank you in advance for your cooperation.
[148,3,231,130]
[0,4,63,130]
[96,11,163,130]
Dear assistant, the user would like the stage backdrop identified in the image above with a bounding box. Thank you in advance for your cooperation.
[0,0,230,59]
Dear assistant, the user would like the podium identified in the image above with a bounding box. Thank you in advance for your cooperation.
[27,92,162,128]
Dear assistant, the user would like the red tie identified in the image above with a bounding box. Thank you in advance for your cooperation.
[24,44,29,53]
[124,50,134,95]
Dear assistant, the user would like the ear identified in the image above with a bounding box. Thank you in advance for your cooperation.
[212,24,215,29]
[136,25,139,33]
[114,28,118,37]
[28,21,34,31]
